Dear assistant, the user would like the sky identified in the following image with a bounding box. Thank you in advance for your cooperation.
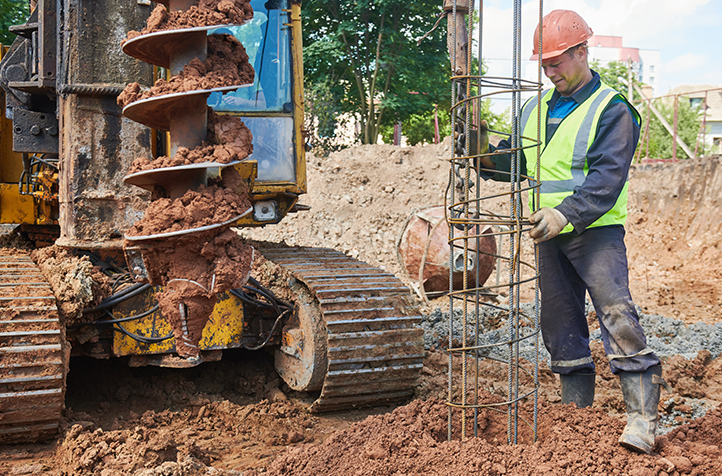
[476,0,722,110]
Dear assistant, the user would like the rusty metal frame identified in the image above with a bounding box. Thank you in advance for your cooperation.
[633,86,722,162]
[446,0,543,444]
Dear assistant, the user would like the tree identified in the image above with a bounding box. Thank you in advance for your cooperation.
[302,0,450,145]
[304,78,349,156]
[380,98,509,146]
[590,59,639,101]
[1,1,29,46]
[592,60,704,159]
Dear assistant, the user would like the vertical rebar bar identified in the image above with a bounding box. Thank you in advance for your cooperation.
[447,0,458,443]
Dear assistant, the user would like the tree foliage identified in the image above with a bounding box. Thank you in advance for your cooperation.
[304,78,350,157]
[591,60,704,159]
[590,59,638,101]
[0,0,29,46]
[380,98,509,147]
[302,0,450,145]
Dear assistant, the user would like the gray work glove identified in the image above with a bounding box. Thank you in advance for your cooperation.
[529,207,569,244]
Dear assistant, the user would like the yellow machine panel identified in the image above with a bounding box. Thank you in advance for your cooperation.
[112,288,246,356]
[0,183,35,223]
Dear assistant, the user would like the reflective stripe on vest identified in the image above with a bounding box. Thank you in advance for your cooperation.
[521,83,626,233]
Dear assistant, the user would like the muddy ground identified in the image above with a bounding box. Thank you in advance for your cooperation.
[2,141,722,475]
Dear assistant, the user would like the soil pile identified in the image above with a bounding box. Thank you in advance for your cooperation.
[118,34,254,109]
[240,141,722,324]
[125,1,254,41]
[625,157,722,325]
[30,245,111,323]
[256,397,722,476]
[129,111,253,174]
[14,350,347,475]
[240,138,511,282]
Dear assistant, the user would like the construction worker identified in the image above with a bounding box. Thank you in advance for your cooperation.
[476,10,663,454]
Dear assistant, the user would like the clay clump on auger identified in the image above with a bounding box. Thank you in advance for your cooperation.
[127,111,253,174]
[124,0,254,42]
[117,34,254,108]
[125,168,254,359]
[134,227,254,357]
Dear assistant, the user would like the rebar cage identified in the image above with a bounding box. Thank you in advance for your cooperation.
[445,0,544,444]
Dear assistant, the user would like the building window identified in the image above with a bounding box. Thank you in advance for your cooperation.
[650,65,655,72]
[690,98,703,109]
[649,76,655,83]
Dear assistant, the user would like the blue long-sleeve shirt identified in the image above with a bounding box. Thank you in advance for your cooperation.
[486,71,640,235]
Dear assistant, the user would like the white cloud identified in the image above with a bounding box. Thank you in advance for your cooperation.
[666,53,707,72]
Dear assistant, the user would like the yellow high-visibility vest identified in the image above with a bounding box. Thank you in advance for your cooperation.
[521,82,637,234]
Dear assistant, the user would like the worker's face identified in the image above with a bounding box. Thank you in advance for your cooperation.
[541,46,590,97]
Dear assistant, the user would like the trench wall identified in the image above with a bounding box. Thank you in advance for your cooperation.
[629,156,722,244]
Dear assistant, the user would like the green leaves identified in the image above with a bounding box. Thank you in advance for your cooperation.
[302,0,449,144]
[0,0,29,46]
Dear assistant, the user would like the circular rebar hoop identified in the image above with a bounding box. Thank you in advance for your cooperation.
[446,0,544,445]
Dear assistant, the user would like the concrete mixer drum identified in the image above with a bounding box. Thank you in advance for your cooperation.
[396,205,497,302]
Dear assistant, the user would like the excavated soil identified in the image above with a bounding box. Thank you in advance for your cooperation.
[126,180,251,237]
[118,34,254,109]
[128,112,254,174]
[125,1,254,41]
[30,246,111,324]
[124,168,253,356]
[255,398,722,476]
[3,142,722,475]
[117,3,257,360]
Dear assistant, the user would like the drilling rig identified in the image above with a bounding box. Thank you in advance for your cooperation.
[0,0,423,443]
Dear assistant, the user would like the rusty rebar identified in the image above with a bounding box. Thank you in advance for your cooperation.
[446,0,542,445]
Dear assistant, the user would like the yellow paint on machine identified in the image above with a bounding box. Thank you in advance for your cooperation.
[0,184,36,223]
[112,288,245,357]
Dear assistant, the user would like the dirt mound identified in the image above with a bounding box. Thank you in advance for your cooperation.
[241,138,510,284]
[12,350,356,475]
[256,397,722,476]
[242,143,722,324]
[626,157,722,325]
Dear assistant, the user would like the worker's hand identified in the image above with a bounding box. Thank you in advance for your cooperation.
[469,120,493,170]
[529,207,569,244]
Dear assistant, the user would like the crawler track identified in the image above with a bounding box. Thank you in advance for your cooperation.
[260,246,424,412]
[0,251,65,443]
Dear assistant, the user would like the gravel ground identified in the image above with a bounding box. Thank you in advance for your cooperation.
[420,301,720,362]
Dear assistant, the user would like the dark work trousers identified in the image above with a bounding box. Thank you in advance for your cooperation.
[538,225,660,375]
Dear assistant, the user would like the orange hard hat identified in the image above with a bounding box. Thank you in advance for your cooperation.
[530,10,593,61]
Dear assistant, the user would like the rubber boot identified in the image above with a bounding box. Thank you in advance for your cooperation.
[560,372,595,408]
[618,364,663,454]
